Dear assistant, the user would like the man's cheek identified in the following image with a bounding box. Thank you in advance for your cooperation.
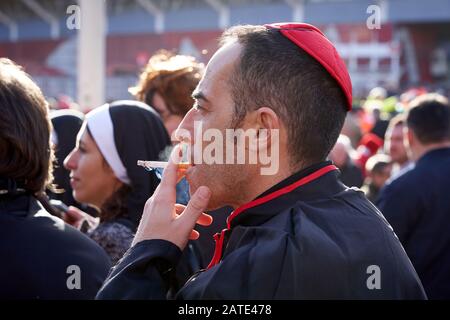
[185,168,205,195]
[185,174,196,196]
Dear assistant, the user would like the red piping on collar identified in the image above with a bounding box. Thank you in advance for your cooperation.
[206,164,338,269]
[226,164,338,228]
[207,229,227,270]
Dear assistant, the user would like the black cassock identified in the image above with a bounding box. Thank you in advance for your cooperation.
[97,161,426,299]
[0,192,111,299]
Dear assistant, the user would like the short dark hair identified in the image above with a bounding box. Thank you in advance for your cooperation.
[0,58,54,193]
[220,25,347,168]
[406,93,450,145]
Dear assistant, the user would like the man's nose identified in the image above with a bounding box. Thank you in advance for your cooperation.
[174,109,195,143]
[64,149,78,171]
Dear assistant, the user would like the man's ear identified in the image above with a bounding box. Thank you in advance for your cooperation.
[253,107,281,175]
[256,107,280,130]
[252,107,281,150]
[405,126,415,149]
[257,106,280,132]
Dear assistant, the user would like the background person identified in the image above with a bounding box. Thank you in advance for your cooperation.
[130,50,204,136]
[384,114,414,182]
[377,94,450,299]
[361,154,392,202]
[329,134,364,187]
[64,100,171,264]
[131,50,230,263]
[0,58,111,299]
[48,109,93,212]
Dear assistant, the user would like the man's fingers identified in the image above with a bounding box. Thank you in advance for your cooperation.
[175,203,186,214]
[174,204,186,219]
[197,213,213,226]
[179,186,211,228]
[175,204,212,226]
[189,230,200,240]
[157,145,182,202]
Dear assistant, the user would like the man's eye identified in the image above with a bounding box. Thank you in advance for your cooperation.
[193,102,204,111]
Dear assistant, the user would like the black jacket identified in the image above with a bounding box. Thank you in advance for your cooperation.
[377,148,450,299]
[0,192,111,299]
[338,160,364,188]
[97,162,426,299]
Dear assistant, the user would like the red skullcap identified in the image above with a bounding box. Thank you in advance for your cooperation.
[265,23,352,111]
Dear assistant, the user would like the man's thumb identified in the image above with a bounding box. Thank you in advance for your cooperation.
[182,186,211,224]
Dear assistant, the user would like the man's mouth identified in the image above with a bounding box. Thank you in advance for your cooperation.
[183,162,195,175]
[184,162,197,179]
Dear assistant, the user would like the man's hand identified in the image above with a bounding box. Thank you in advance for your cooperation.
[132,147,213,250]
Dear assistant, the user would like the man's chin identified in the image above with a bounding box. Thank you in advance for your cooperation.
[185,167,228,210]
[205,201,223,212]
[187,184,223,211]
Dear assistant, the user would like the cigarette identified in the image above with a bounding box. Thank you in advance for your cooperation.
[137,160,191,171]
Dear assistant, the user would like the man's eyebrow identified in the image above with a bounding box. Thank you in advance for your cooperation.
[192,91,210,103]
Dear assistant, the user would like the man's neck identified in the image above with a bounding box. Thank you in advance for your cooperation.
[228,159,322,209]
[397,159,410,169]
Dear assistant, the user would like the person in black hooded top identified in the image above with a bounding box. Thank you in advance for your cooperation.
[48,109,99,218]
[63,101,172,264]
[0,58,111,299]
[48,109,85,208]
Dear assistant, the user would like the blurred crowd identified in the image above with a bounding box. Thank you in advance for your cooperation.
[330,86,425,200]
[331,86,450,299]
